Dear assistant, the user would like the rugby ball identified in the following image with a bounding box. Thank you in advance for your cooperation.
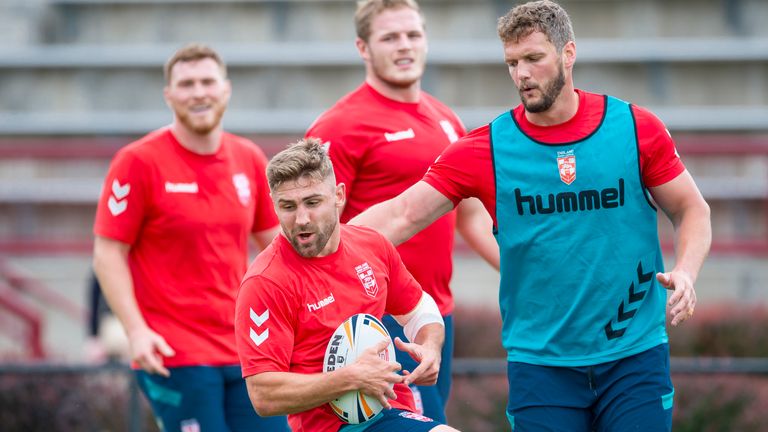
[323,313,395,424]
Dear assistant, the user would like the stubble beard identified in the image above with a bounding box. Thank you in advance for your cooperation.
[290,219,337,258]
[520,63,566,114]
[177,103,227,135]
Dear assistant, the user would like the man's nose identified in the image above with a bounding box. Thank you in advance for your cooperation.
[515,63,532,81]
[295,206,311,225]
[396,34,412,50]
[191,81,207,97]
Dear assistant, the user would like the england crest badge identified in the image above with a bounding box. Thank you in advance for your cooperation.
[232,173,251,206]
[354,262,379,298]
[557,150,576,185]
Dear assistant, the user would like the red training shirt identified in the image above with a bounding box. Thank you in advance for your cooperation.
[306,83,466,315]
[236,225,423,432]
[93,128,278,367]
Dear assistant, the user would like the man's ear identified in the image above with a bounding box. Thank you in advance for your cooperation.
[355,37,370,62]
[222,79,233,103]
[162,86,171,108]
[335,182,347,208]
[562,40,577,69]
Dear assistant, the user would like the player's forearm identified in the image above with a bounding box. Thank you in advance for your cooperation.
[92,237,148,336]
[351,181,453,246]
[350,197,414,245]
[245,369,358,416]
[670,201,711,283]
[413,322,445,354]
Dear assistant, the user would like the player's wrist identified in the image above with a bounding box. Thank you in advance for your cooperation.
[331,363,364,393]
[124,323,151,339]
[670,267,696,284]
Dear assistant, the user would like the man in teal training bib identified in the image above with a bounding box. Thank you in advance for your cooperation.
[350,1,712,431]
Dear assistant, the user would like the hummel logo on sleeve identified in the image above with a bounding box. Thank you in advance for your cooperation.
[249,308,269,346]
[108,179,130,216]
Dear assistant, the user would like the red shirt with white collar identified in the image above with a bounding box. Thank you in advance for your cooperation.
[235,225,422,432]
[94,127,277,367]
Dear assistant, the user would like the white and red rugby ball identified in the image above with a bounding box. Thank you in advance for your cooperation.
[322,313,396,424]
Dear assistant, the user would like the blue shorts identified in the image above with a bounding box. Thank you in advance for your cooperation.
[382,314,454,423]
[339,409,440,432]
[506,343,674,432]
[136,365,289,432]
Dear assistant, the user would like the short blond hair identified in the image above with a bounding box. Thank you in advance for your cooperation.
[355,0,423,42]
[164,43,227,83]
[497,0,574,53]
[267,138,335,191]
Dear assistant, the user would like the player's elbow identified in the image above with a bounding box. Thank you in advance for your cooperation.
[246,373,290,417]
[252,403,280,418]
[700,199,711,220]
[249,392,283,417]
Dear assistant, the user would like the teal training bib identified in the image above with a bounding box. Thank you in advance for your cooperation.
[490,96,667,366]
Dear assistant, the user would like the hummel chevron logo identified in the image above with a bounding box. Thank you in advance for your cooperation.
[637,261,653,283]
[111,179,130,199]
[250,328,269,346]
[250,308,269,326]
[629,282,646,303]
[108,179,130,216]
[604,322,625,340]
[249,308,269,346]
[108,196,127,216]
[605,261,654,340]
[617,303,636,322]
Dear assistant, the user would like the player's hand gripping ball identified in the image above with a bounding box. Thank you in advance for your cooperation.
[323,313,395,424]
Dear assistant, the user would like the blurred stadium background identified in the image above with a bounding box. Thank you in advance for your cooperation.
[0,0,767,429]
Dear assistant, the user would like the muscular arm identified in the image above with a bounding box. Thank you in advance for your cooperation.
[455,197,499,270]
[244,339,402,416]
[649,170,711,326]
[92,236,174,375]
[349,181,454,245]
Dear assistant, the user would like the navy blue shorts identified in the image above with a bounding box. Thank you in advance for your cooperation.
[136,365,289,432]
[506,343,674,432]
[339,409,440,432]
[382,314,454,423]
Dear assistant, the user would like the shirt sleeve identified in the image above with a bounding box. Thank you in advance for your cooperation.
[235,275,298,377]
[422,125,494,206]
[632,105,686,187]
[93,148,149,245]
[250,145,279,232]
